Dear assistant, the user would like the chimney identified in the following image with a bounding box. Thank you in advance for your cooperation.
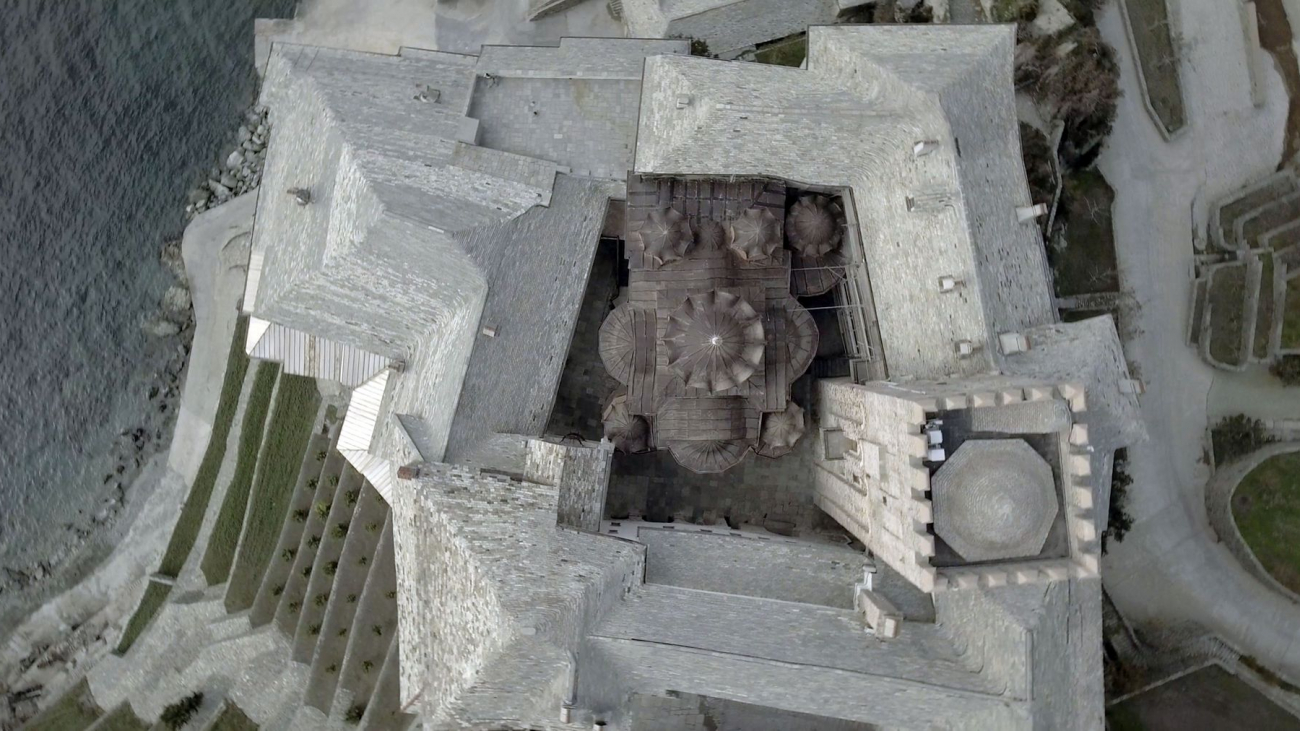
[1017,203,1048,222]
[913,139,939,157]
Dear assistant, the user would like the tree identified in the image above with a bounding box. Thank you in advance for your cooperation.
[1017,27,1121,170]
[1271,355,1300,386]
[160,692,203,730]
[1212,414,1269,466]
[1102,449,1133,554]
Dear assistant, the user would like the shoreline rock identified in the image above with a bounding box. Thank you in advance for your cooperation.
[184,104,268,219]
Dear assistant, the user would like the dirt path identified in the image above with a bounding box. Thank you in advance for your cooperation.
[1256,0,1300,165]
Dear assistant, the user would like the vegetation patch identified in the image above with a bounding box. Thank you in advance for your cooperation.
[1283,276,1300,349]
[753,35,807,67]
[1103,449,1133,553]
[1121,0,1187,133]
[1213,414,1269,466]
[210,701,260,731]
[161,692,204,730]
[22,678,102,731]
[1232,449,1300,594]
[1050,170,1120,296]
[94,702,151,731]
[1108,665,1300,731]
[115,578,172,654]
[225,374,322,611]
[202,362,280,585]
[159,317,250,577]
[1207,265,1248,366]
[1274,354,1300,386]
[1255,255,1276,359]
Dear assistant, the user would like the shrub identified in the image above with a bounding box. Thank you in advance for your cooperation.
[291,509,308,523]
[1103,449,1134,554]
[1017,27,1120,170]
[301,565,312,578]
[358,555,369,567]
[324,561,339,577]
[314,502,332,519]
[331,523,349,539]
[1019,122,1056,209]
[365,522,380,534]
[345,704,366,724]
[1271,355,1300,386]
[329,474,340,486]
[338,627,348,637]
[326,663,338,674]
[307,534,322,549]
[316,450,328,461]
[314,592,330,607]
[160,692,203,730]
[272,584,284,597]
[372,624,384,637]
[991,0,1038,23]
[1212,415,1269,466]
[362,660,374,674]
[281,548,296,562]
[309,624,321,636]
[347,594,358,604]
[288,601,301,613]
[306,477,318,490]
[386,590,397,600]
[345,489,359,506]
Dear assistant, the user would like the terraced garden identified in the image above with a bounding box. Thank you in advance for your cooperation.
[1285,277,1300,349]
[1120,0,1187,135]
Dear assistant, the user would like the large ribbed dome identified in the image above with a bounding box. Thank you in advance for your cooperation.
[727,206,781,262]
[931,439,1059,562]
[785,195,845,257]
[598,303,637,385]
[629,207,692,265]
[663,290,765,392]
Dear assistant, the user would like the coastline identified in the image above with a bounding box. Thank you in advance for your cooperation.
[1,187,261,728]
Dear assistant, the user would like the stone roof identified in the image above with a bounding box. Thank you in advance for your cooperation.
[633,24,1056,379]
[932,439,1059,562]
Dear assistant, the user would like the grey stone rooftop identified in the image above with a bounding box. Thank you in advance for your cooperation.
[633,24,1056,380]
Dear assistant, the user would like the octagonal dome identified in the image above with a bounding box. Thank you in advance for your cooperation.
[931,439,1059,563]
[785,194,845,257]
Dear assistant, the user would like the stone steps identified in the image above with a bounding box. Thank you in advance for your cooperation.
[303,484,391,713]
[291,459,366,663]
[358,637,415,731]
[250,422,343,627]
[334,520,399,721]
[276,464,362,636]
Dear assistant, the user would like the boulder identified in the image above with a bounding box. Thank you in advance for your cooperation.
[225,149,244,169]
[162,285,192,316]
[144,319,180,338]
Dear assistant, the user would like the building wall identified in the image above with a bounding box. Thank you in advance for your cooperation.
[526,438,614,533]
[664,0,841,57]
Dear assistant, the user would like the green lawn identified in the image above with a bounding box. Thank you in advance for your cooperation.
[1283,277,1300,349]
[159,317,250,577]
[1255,255,1276,359]
[210,702,260,731]
[114,579,172,654]
[753,35,807,67]
[1232,450,1300,594]
[1053,170,1120,297]
[1208,265,1248,366]
[224,374,322,612]
[202,362,280,585]
[93,702,151,731]
[23,678,102,731]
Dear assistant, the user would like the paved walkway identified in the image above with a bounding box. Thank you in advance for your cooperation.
[1094,0,1300,682]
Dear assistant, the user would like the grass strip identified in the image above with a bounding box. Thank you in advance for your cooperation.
[158,317,250,576]
[93,702,151,731]
[114,579,173,654]
[210,701,260,731]
[201,362,280,584]
[22,678,102,731]
[224,374,321,611]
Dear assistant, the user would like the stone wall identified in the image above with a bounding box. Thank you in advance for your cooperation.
[526,438,615,532]
[664,0,840,57]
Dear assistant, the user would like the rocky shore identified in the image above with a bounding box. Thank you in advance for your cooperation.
[185,105,269,218]
[1,104,269,729]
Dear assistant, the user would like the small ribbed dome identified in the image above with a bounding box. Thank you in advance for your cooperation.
[757,401,806,458]
[663,290,765,392]
[598,303,637,385]
[785,195,844,257]
[602,391,650,454]
[727,207,781,262]
[630,207,692,266]
[693,219,726,251]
